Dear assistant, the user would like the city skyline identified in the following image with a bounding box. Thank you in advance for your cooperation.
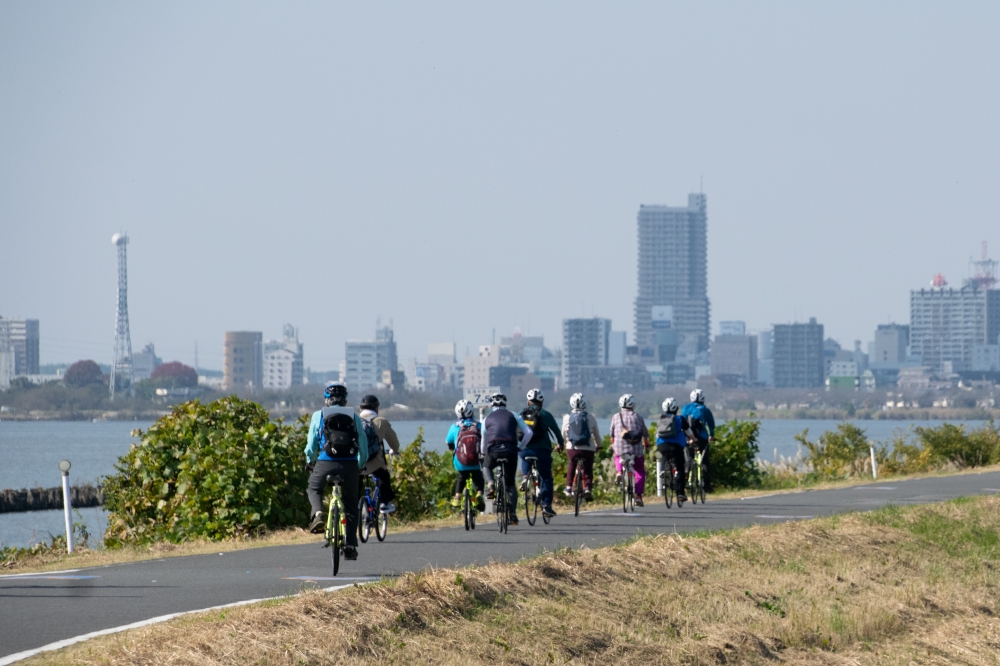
[2,3,999,370]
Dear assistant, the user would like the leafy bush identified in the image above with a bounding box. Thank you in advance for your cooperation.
[796,422,872,479]
[102,396,310,546]
[710,419,764,489]
[914,422,1000,468]
[150,361,198,388]
[64,360,104,387]
[391,428,455,521]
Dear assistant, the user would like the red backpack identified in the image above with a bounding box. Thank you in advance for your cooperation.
[455,422,481,466]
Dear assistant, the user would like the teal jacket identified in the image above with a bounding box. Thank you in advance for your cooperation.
[304,408,369,465]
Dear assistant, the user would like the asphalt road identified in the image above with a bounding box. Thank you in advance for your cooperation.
[4,470,1000,662]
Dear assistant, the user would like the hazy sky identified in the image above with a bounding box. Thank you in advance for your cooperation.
[2,2,998,371]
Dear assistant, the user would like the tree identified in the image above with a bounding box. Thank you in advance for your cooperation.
[151,362,198,388]
[64,360,104,388]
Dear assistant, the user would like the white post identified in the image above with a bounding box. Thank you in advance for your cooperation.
[58,459,73,553]
[656,459,663,496]
[870,446,878,480]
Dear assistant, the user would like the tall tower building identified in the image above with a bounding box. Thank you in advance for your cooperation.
[110,233,134,399]
[223,331,263,391]
[634,194,710,365]
[561,317,611,388]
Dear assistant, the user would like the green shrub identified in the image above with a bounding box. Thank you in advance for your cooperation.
[796,422,872,479]
[391,428,455,521]
[102,396,310,546]
[711,419,764,489]
[914,421,1000,469]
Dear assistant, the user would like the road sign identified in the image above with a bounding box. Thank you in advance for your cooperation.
[464,387,500,407]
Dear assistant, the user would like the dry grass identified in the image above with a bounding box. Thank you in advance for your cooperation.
[23,495,1000,665]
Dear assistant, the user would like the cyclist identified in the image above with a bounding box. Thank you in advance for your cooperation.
[446,399,486,511]
[304,381,369,561]
[359,394,400,515]
[609,393,649,506]
[518,388,565,518]
[482,392,530,526]
[561,392,601,501]
[654,398,690,502]
[682,388,716,492]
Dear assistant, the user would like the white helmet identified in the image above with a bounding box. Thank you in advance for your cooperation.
[526,388,544,405]
[619,394,636,410]
[569,392,587,410]
[455,399,474,419]
[490,392,507,408]
[690,388,704,404]
[662,397,678,414]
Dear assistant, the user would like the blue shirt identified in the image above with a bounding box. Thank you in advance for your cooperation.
[445,419,482,471]
[304,408,369,465]
[681,402,715,440]
[655,414,688,447]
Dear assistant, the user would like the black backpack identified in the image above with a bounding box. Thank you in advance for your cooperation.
[361,417,381,463]
[656,413,678,439]
[567,411,591,446]
[521,405,542,445]
[322,412,359,459]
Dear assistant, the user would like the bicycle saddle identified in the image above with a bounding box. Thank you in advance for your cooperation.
[523,455,538,462]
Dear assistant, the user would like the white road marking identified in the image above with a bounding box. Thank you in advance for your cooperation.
[739,494,779,501]
[3,575,100,580]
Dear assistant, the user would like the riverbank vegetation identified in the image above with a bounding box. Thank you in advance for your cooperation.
[25,494,1000,665]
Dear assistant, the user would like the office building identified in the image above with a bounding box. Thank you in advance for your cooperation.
[562,318,611,388]
[223,331,263,390]
[608,331,627,366]
[344,323,399,390]
[133,343,162,381]
[872,324,910,365]
[0,318,40,376]
[710,334,758,384]
[972,345,1000,372]
[634,194,710,364]
[772,318,825,388]
[464,345,501,388]
[428,342,464,389]
[263,325,304,390]
[910,286,1000,372]
[719,321,746,337]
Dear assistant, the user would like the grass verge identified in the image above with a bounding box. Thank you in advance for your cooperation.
[22,494,1000,665]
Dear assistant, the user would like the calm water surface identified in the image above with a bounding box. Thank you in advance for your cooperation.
[0,417,986,548]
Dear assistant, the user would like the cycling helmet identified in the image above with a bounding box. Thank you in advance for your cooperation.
[690,388,705,404]
[360,394,380,411]
[619,393,636,410]
[455,399,474,419]
[662,397,678,414]
[490,392,507,408]
[324,381,347,402]
[569,392,587,411]
[526,388,544,406]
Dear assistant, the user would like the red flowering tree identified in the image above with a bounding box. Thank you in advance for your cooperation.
[151,362,198,388]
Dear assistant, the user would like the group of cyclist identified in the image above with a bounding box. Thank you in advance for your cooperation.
[302,379,717,558]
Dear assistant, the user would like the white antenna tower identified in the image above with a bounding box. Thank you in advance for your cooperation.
[110,233,134,400]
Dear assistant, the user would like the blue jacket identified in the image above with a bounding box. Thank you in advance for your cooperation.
[304,407,369,465]
[681,402,715,440]
[655,414,688,447]
[446,419,482,472]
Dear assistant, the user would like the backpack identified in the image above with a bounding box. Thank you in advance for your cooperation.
[620,414,644,444]
[455,422,481,466]
[520,405,542,445]
[656,413,678,439]
[567,411,591,446]
[322,412,359,459]
[361,417,381,463]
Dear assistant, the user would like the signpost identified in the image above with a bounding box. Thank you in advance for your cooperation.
[58,459,73,554]
[464,386,500,419]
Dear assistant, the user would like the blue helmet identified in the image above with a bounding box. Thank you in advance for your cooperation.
[324,381,347,401]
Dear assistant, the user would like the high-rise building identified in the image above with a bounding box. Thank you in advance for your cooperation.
[464,344,501,388]
[910,286,1000,372]
[871,324,910,366]
[719,321,746,337]
[223,331,263,390]
[263,325,304,389]
[710,334,758,384]
[0,318,40,376]
[634,194,710,365]
[133,343,162,381]
[562,318,611,388]
[344,323,399,390]
[608,331,627,366]
[772,318,825,388]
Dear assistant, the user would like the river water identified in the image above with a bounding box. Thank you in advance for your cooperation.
[0,417,986,549]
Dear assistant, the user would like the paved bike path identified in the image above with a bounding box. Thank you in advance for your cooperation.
[4,470,1000,662]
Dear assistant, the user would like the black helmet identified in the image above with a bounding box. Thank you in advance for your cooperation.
[360,394,380,411]
[324,381,347,401]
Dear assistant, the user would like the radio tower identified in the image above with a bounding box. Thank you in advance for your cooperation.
[110,233,134,400]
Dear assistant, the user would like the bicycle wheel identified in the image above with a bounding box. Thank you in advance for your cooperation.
[331,504,342,576]
[463,489,471,531]
[574,470,583,517]
[525,470,538,526]
[358,498,370,543]
[627,470,634,512]
[541,473,551,525]
[663,468,673,508]
[698,463,706,503]
[376,508,388,541]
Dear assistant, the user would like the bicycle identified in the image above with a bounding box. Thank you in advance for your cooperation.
[322,474,348,576]
[618,452,635,513]
[492,457,511,534]
[570,460,589,517]
[521,455,551,526]
[462,476,477,531]
[358,474,388,543]
[687,446,707,504]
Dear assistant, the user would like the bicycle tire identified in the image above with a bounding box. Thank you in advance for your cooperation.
[525,469,538,526]
[463,489,471,531]
[358,498,370,543]
[627,468,634,513]
[331,504,342,576]
[574,469,583,517]
[376,508,388,541]
[663,468,673,508]
[698,464,706,503]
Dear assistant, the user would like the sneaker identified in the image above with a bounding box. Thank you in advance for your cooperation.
[678,493,687,502]
[344,546,358,560]
[486,483,495,500]
[635,496,644,507]
[519,478,528,492]
[584,490,593,501]
[508,514,519,526]
[542,505,556,518]
[308,511,324,534]
[564,486,574,496]
[379,502,396,514]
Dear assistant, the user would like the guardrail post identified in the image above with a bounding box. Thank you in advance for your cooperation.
[870,446,878,480]
[656,459,662,496]
[59,459,74,553]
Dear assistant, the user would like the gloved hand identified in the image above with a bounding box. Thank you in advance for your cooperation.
[304,461,315,474]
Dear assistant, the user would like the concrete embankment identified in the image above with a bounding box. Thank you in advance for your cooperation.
[0,485,103,513]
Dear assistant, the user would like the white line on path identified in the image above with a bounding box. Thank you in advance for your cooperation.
[0,584,355,665]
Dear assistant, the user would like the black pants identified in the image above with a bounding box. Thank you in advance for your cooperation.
[656,443,687,493]
[482,444,518,514]
[369,466,395,503]
[566,449,595,491]
[688,439,711,492]
[308,459,360,548]
[455,468,485,495]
